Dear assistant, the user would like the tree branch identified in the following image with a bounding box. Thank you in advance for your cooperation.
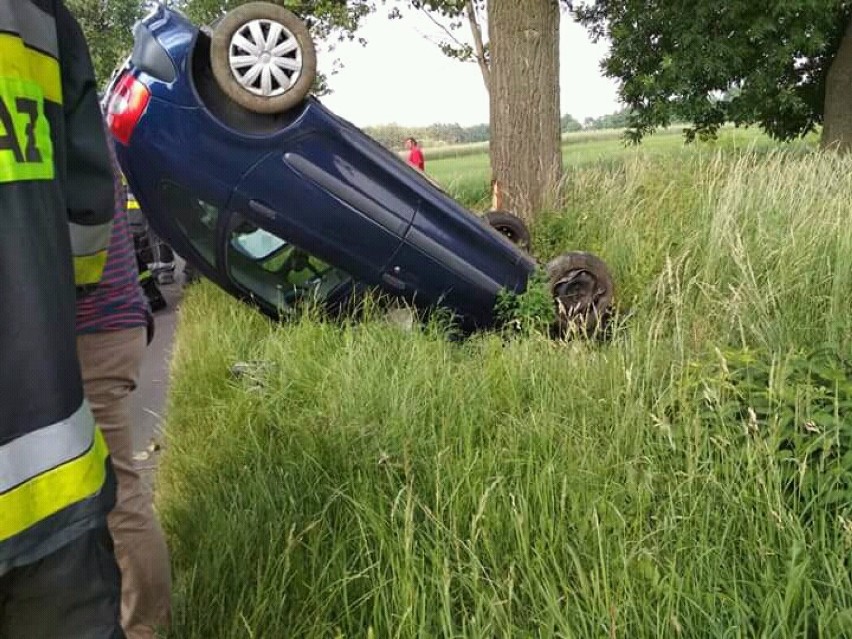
[465,0,490,93]
[415,4,469,50]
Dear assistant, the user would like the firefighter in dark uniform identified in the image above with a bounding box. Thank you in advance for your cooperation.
[0,0,124,636]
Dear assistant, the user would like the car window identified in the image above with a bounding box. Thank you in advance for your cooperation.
[226,217,350,310]
[230,226,286,261]
[158,181,219,266]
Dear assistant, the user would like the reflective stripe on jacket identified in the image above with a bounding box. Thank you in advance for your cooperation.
[0,0,116,574]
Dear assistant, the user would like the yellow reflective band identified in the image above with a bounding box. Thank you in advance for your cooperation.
[127,200,140,210]
[0,429,109,542]
[0,32,58,183]
[0,77,54,183]
[0,32,61,104]
[74,250,108,286]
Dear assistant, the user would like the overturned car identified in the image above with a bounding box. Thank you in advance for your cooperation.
[104,2,614,333]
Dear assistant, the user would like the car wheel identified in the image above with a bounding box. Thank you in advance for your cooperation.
[210,2,317,115]
[546,252,614,335]
[484,211,531,251]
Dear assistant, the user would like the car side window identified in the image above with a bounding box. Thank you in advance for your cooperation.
[226,215,350,309]
[158,181,219,266]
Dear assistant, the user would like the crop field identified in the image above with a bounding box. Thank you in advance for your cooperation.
[425,126,815,209]
[157,130,852,637]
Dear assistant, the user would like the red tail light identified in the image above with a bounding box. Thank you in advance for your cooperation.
[106,73,151,145]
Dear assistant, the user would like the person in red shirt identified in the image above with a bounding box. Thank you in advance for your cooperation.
[405,137,425,171]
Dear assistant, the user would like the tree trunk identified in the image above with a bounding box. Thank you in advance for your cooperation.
[822,17,852,152]
[488,0,562,222]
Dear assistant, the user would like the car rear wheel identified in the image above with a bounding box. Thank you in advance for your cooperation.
[546,252,614,335]
[210,2,317,114]
[484,211,531,251]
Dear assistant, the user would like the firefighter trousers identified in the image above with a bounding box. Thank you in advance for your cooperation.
[0,524,124,638]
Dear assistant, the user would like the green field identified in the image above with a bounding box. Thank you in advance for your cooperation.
[425,126,816,209]
[158,133,852,637]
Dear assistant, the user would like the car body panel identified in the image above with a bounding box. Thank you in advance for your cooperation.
[108,4,536,329]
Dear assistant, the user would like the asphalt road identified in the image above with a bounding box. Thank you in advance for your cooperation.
[129,270,184,476]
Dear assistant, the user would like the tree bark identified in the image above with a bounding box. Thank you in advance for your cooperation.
[488,0,562,221]
[822,17,852,152]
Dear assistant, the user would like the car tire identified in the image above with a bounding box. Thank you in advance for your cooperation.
[210,2,316,115]
[484,210,531,251]
[546,251,614,335]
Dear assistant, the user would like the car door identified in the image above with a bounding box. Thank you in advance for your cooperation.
[229,131,417,290]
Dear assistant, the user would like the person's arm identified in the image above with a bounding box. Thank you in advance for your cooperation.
[56,0,113,293]
[409,148,425,171]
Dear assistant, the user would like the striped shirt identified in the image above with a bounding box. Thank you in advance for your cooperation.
[75,135,150,334]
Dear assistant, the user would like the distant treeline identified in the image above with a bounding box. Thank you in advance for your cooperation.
[362,123,490,151]
[581,109,633,130]
[365,109,632,150]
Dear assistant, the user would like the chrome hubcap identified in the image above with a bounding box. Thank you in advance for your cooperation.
[228,18,303,98]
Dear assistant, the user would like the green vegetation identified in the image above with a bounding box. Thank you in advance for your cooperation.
[425,125,816,210]
[582,109,631,131]
[68,0,140,84]
[495,268,557,337]
[363,122,491,150]
[571,0,852,147]
[362,109,629,151]
[158,135,852,637]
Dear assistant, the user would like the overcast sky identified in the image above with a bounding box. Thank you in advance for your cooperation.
[316,6,622,128]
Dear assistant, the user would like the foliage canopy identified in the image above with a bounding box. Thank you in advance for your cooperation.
[571,1,852,142]
[70,0,376,87]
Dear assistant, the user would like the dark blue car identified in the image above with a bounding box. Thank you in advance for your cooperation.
[104,2,613,332]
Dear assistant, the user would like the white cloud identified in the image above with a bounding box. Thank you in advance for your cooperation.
[317,6,622,128]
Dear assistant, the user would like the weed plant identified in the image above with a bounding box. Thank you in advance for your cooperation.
[159,147,852,638]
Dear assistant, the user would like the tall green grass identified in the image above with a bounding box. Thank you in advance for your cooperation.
[158,147,852,638]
